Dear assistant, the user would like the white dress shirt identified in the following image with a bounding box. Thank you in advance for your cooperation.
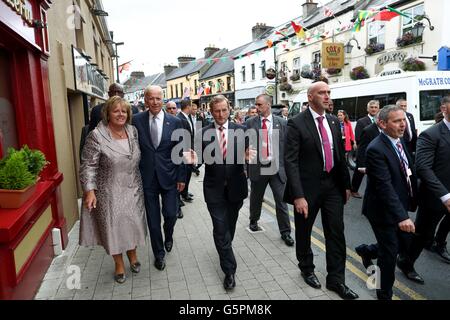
[149,109,164,146]
[309,108,334,170]
[181,111,193,132]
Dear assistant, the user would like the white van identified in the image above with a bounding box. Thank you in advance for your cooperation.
[292,71,450,134]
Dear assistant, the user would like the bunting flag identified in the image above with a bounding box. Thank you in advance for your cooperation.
[324,6,334,17]
[197,86,204,96]
[386,6,412,19]
[353,9,376,32]
[182,86,190,99]
[291,21,306,39]
[275,27,290,39]
[372,9,399,21]
[118,61,131,73]
[266,39,273,48]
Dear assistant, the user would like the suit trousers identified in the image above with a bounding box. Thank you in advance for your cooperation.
[368,220,412,300]
[144,175,178,260]
[206,199,243,275]
[181,166,192,198]
[249,174,290,235]
[294,173,346,285]
[351,170,365,193]
[408,204,449,263]
[435,214,450,245]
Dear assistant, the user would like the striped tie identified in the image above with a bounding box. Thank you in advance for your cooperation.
[219,126,227,159]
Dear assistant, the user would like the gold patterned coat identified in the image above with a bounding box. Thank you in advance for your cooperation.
[79,121,147,255]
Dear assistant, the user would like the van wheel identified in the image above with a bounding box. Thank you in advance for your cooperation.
[346,150,357,171]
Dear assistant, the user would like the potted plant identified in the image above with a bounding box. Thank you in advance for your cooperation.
[326,68,342,76]
[279,83,293,92]
[396,32,421,48]
[290,74,300,81]
[350,66,370,80]
[402,57,426,71]
[0,145,48,209]
[301,65,314,79]
[364,43,385,55]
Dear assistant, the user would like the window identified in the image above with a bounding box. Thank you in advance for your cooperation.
[293,57,301,76]
[180,83,184,97]
[402,4,424,36]
[260,60,266,78]
[420,89,450,121]
[170,85,173,98]
[194,80,198,96]
[175,84,179,98]
[368,21,386,45]
[241,66,246,82]
[280,61,287,77]
[251,64,255,80]
[226,77,231,91]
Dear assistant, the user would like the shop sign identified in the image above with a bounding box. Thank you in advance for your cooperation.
[72,47,108,100]
[322,43,344,69]
[2,0,33,25]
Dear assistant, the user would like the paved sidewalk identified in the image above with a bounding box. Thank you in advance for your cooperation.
[35,170,373,300]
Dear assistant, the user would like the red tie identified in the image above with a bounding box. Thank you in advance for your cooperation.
[219,126,227,159]
[262,118,269,160]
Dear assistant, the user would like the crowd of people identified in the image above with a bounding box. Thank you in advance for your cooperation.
[78,81,449,300]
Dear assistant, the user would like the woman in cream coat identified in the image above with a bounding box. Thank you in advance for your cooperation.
[80,96,147,284]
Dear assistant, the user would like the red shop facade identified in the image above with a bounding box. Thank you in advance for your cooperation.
[0,0,67,300]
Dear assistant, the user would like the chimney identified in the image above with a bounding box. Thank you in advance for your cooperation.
[129,71,145,79]
[177,56,196,68]
[252,23,273,40]
[302,0,318,19]
[164,65,178,76]
[204,46,220,58]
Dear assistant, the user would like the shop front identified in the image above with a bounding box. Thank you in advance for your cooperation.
[0,0,67,300]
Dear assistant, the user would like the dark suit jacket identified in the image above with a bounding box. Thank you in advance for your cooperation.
[245,115,287,183]
[416,121,450,211]
[356,123,381,168]
[132,111,186,190]
[362,133,418,225]
[284,109,351,204]
[177,112,194,148]
[201,122,248,204]
[403,112,417,155]
[355,115,373,144]
[89,102,139,132]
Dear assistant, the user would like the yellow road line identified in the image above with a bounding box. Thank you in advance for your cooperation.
[261,202,427,300]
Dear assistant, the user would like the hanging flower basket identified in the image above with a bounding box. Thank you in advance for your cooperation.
[350,66,370,80]
[290,74,300,81]
[279,83,293,92]
[365,43,385,55]
[326,68,342,75]
[402,58,426,71]
[396,32,422,48]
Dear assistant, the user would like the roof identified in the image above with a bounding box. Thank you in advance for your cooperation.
[124,72,165,93]
[200,43,250,80]
[166,49,227,81]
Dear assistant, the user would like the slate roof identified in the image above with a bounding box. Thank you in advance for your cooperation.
[200,43,250,80]
[124,72,165,93]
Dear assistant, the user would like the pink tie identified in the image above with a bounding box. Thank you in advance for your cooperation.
[262,118,269,160]
[219,126,227,159]
[317,116,333,173]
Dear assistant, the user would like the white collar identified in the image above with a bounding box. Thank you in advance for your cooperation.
[149,109,164,119]
[261,114,273,123]
[214,121,229,130]
[309,107,326,120]
[383,132,401,146]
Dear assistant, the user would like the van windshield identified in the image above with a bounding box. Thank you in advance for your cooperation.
[419,89,450,121]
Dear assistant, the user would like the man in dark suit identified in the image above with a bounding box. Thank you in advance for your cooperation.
[133,85,186,271]
[362,105,419,300]
[246,94,294,246]
[401,96,450,272]
[177,100,195,202]
[200,95,252,290]
[284,81,358,299]
[351,100,380,198]
[88,83,138,132]
[396,99,417,156]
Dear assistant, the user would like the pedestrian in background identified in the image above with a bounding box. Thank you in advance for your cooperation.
[79,96,147,284]
[337,109,355,154]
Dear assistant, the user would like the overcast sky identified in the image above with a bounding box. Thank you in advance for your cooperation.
[103,0,316,79]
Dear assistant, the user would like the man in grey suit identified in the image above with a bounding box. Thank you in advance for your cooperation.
[246,94,294,246]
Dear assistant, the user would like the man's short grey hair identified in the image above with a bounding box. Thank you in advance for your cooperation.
[378,105,404,122]
[367,100,380,108]
[396,98,407,107]
[441,96,450,105]
[144,85,163,96]
[255,94,272,105]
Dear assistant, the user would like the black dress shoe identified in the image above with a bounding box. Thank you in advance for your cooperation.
[326,283,359,300]
[281,233,295,246]
[182,195,193,202]
[223,274,236,290]
[154,258,166,271]
[301,272,321,289]
[431,243,450,264]
[165,240,173,252]
[114,273,126,284]
[188,192,194,197]
[179,199,185,207]
[397,261,425,284]
[355,244,374,269]
[249,221,261,232]
[130,261,141,273]
[177,210,184,219]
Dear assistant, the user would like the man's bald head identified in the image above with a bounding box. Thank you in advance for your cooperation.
[307,81,331,114]
[165,101,177,115]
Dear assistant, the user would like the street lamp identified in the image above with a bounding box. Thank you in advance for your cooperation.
[344,37,361,54]
[106,40,125,83]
